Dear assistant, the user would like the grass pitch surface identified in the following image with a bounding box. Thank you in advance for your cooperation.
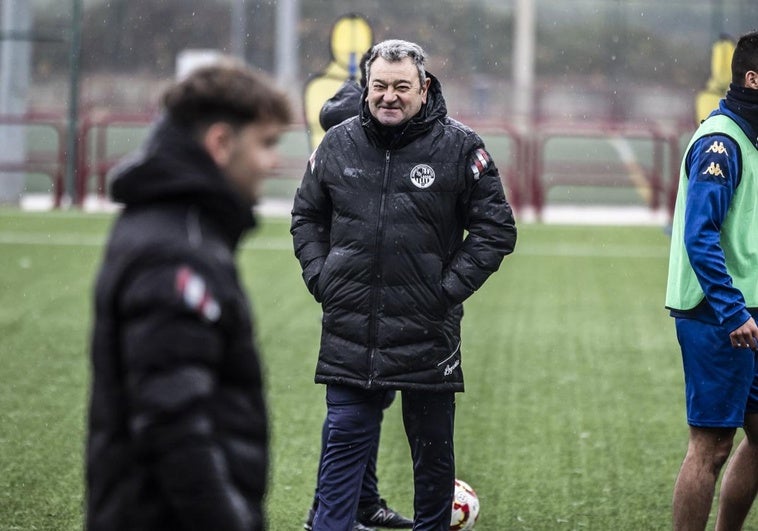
[0,209,747,530]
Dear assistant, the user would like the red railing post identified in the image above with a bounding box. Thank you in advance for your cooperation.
[0,112,66,208]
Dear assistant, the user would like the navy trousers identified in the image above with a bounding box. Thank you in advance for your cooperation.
[313,385,455,531]
[311,391,396,510]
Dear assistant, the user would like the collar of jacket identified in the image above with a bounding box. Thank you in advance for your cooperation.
[360,72,448,150]
[108,115,256,248]
[723,83,758,147]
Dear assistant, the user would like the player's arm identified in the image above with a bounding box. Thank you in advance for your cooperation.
[441,143,517,306]
[118,261,254,531]
[291,148,332,302]
[683,134,750,333]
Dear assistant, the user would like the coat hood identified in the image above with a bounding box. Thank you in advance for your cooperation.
[360,72,447,149]
[108,115,256,245]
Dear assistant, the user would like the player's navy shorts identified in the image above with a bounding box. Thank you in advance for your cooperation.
[676,317,758,427]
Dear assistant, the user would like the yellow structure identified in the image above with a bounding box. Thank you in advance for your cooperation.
[303,14,373,151]
[695,36,736,124]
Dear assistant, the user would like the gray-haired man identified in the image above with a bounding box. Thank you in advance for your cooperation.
[292,39,517,530]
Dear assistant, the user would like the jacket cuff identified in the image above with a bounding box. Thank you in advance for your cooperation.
[441,274,471,306]
[724,308,752,333]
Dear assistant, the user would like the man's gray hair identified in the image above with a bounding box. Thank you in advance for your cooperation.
[367,39,427,87]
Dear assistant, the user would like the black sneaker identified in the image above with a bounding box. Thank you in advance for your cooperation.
[303,508,315,531]
[303,507,377,531]
[357,498,413,529]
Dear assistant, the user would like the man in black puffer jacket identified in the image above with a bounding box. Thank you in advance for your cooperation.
[86,63,290,530]
[305,46,413,531]
[291,39,517,531]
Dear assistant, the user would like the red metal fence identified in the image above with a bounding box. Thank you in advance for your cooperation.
[78,112,155,202]
[526,120,684,217]
[0,112,67,207]
[0,111,692,216]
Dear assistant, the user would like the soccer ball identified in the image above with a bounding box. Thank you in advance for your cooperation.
[450,479,480,530]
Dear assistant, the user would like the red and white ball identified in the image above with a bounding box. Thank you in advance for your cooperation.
[450,479,480,530]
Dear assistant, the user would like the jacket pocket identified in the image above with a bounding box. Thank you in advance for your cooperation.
[316,251,339,304]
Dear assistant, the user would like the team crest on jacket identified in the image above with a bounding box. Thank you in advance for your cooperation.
[175,266,221,323]
[410,164,436,188]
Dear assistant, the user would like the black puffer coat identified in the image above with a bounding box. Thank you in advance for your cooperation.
[87,117,268,530]
[319,79,362,131]
[291,74,517,392]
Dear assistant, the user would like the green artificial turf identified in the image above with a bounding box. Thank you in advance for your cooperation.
[0,210,746,530]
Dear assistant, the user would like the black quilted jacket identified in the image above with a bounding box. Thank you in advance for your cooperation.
[291,74,517,392]
[86,118,267,530]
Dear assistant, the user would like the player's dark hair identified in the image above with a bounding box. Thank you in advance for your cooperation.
[732,30,758,85]
[163,62,291,133]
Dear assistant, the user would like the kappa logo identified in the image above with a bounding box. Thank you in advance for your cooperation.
[705,140,729,155]
[702,162,726,179]
[409,164,436,189]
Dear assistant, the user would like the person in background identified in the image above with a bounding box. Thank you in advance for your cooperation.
[86,62,290,530]
[695,34,736,124]
[304,49,413,531]
[666,30,758,530]
[292,39,517,531]
[303,14,373,151]
[317,49,371,132]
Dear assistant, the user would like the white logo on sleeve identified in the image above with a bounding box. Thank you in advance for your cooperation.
[702,162,726,179]
[409,164,436,189]
[176,266,221,322]
[705,141,728,155]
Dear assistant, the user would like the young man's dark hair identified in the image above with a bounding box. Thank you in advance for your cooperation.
[732,30,758,85]
[86,62,289,531]
[164,63,291,132]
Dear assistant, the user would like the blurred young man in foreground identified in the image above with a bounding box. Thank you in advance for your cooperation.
[86,62,290,530]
